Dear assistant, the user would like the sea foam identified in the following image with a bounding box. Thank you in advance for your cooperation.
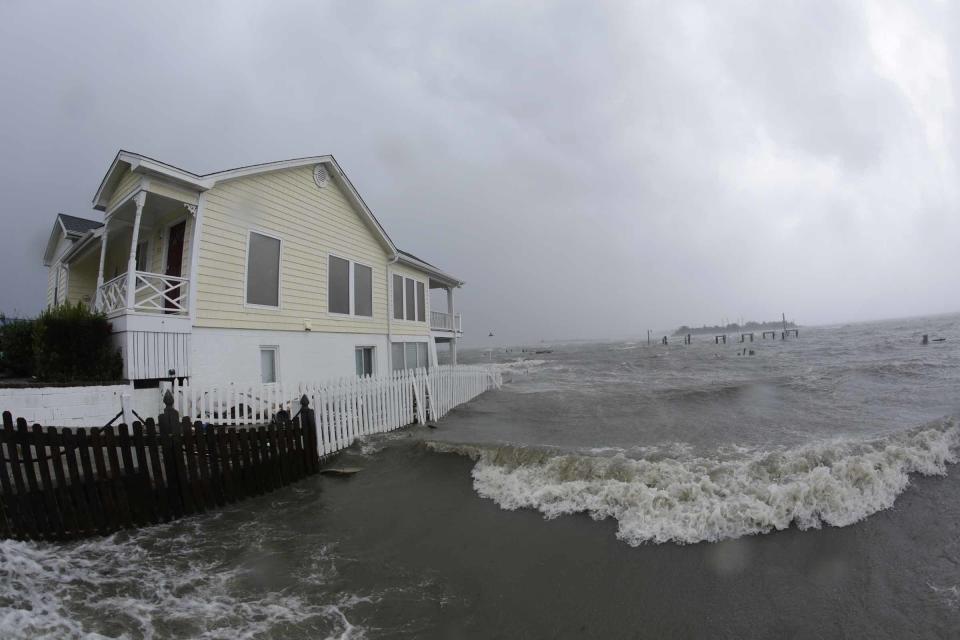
[428,418,960,545]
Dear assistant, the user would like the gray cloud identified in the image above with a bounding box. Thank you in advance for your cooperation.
[1,0,957,345]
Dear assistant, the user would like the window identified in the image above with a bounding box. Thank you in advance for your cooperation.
[246,232,281,307]
[392,341,430,371]
[355,346,374,377]
[393,274,404,320]
[260,347,278,383]
[354,264,372,317]
[328,256,350,314]
[405,279,415,321]
[393,275,427,322]
[328,255,373,317]
[391,343,405,371]
[135,241,149,272]
[416,282,426,322]
[417,342,428,368]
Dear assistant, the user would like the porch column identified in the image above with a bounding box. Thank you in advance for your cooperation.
[447,286,457,365]
[95,221,109,310]
[125,191,146,312]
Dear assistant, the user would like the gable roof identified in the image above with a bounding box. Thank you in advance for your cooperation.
[91,150,463,285]
[43,213,103,266]
[58,213,102,235]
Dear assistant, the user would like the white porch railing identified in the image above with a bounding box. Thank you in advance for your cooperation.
[170,366,502,455]
[95,271,189,316]
[430,311,463,332]
[96,273,128,315]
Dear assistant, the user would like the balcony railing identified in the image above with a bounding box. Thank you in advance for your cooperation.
[430,311,462,332]
[95,271,189,316]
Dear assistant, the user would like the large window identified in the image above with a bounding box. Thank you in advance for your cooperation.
[260,346,278,383]
[393,275,427,322]
[246,231,281,307]
[392,341,429,371]
[354,264,372,317]
[328,256,350,314]
[355,346,374,377]
[392,274,404,320]
[328,255,373,317]
[416,282,426,322]
[405,279,415,320]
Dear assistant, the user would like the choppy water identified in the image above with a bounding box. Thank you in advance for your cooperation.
[432,314,960,544]
[3,313,960,638]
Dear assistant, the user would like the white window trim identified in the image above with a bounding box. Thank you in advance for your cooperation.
[355,345,376,377]
[326,252,374,319]
[392,274,428,324]
[259,345,280,384]
[392,339,430,370]
[243,228,283,311]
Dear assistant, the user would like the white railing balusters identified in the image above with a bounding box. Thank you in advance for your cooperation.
[95,270,189,316]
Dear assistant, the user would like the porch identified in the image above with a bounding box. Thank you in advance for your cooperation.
[430,311,462,333]
[92,189,196,319]
[63,185,199,380]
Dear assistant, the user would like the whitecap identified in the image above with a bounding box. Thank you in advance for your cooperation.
[428,418,960,545]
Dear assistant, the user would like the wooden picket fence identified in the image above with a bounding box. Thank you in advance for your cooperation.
[0,394,319,541]
[170,365,502,456]
[0,365,501,541]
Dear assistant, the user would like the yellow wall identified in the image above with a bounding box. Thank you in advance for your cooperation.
[193,165,431,336]
[106,169,140,212]
[65,250,98,307]
[46,235,72,307]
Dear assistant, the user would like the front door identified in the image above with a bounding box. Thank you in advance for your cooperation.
[165,221,186,311]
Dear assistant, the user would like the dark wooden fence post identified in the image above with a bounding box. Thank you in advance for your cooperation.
[158,390,185,518]
[300,395,319,473]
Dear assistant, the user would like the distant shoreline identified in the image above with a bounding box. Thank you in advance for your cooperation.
[673,320,798,336]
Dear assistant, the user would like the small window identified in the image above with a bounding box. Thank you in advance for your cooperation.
[135,241,149,272]
[417,342,429,370]
[393,274,404,320]
[355,346,374,377]
[405,279,415,321]
[354,263,373,317]
[328,255,350,314]
[391,342,405,371]
[416,282,426,322]
[405,343,418,370]
[246,232,281,307]
[260,347,278,384]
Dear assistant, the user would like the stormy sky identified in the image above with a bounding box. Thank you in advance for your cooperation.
[1,1,958,346]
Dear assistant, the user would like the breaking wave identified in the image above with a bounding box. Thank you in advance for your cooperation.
[0,519,367,639]
[427,418,960,545]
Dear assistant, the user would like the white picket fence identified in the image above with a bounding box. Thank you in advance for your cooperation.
[170,366,502,456]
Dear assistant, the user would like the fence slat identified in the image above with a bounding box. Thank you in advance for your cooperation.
[63,428,95,538]
[101,426,132,531]
[117,424,142,526]
[144,420,170,523]
[180,418,203,513]
[32,425,62,539]
[75,429,104,535]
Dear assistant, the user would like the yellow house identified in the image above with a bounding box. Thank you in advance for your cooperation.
[42,151,464,386]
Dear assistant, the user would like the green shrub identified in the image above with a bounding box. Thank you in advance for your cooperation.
[32,303,123,383]
[0,317,36,377]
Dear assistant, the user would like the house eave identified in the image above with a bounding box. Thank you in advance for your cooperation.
[396,254,464,288]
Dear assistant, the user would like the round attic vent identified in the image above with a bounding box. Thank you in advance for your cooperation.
[313,164,329,188]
